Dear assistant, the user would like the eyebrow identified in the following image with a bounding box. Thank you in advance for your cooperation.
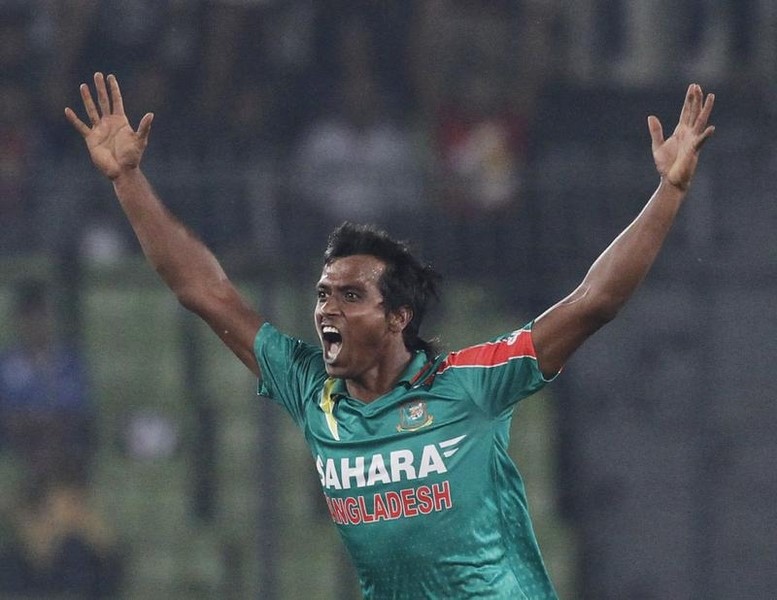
[316,282,369,293]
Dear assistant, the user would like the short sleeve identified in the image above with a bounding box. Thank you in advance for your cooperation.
[435,322,558,417]
[253,323,327,428]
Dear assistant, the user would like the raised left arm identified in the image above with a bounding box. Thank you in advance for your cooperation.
[532,83,715,378]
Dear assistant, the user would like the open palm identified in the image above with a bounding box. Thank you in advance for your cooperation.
[65,73,153,180]
[648,84,715,191]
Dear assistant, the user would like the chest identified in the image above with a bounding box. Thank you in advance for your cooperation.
[304,384,495,497]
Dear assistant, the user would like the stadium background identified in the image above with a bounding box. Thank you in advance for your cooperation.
[0,2,775,598]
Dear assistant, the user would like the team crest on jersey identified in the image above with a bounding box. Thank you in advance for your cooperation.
[397,400,433,432]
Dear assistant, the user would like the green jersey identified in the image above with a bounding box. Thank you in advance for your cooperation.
[255,322,558,599]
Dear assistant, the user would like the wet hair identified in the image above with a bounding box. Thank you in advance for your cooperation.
[323,222,441,356]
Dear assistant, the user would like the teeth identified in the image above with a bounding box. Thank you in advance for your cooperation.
[322,326,340,334]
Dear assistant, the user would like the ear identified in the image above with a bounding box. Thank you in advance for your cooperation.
[388,306,413,333]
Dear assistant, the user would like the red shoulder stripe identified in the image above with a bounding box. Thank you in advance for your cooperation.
[437,329,536,374]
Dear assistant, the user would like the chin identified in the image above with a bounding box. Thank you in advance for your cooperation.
[323,362,344,377]
[327,361,358,381]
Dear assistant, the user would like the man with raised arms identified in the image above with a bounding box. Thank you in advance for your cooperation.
[66,73,714,599]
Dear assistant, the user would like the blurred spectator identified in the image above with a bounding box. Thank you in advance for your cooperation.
[0,476,122,599]
[208,79,283,258]
[27,1,98,121]
[32,0,191,150]
[198,0,275,119]
[291,15,424,258]
[411,0,554,119]
[434,67,528,216]
[0,279,93,484]
[198,0,322,142]
[428,64,532,297]
[411,0,553,295]
[310,2,417,119]
[0,279,121,597]
[198,1,415,140]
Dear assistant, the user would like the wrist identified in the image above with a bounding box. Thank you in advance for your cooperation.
[658,176,689,200]
[111,166,143,186]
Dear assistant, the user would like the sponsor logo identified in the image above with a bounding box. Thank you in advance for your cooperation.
[316,435,466,491]
[317,436,466,526]
[324,481,453,525]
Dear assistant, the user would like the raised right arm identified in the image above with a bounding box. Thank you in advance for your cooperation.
[66,73,263,375]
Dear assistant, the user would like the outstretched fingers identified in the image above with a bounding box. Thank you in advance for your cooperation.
[695,92,715,129]
[80,81,100,125]
[64,78,101,137]
[677,84,695,127]
[107,74,125,116]
[64,106,91,138]
[65,73,149,143]
[692,91,715,150]
[137,112,155,143]
[94,72,111,117]
[694,124,716,151]
[688,84,702,125]
[647,115,664,154]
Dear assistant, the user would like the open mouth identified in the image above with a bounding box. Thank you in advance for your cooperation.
[321,325,343,363]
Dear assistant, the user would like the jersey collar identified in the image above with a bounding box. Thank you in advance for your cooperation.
[329,350,433,400]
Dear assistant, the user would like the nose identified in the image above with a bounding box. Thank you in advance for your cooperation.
[318,294,341,316]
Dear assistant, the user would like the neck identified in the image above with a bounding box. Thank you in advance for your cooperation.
[345,348,414,403]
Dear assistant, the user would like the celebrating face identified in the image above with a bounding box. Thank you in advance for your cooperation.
[315,254,407,385]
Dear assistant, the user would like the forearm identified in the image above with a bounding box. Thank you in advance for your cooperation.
[581,178,686,319]
[532,85,713,377]
[112,168,228,305]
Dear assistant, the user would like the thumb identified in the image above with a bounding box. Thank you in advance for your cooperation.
[647,115,664,153]
[137,112,154,142]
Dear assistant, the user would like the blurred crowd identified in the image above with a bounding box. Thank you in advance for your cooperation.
[1,0,768,270]
[2,1,771,285]
[1,0,559,278]
[0,279,121,598]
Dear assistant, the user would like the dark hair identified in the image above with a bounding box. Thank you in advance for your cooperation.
[324,222,441,356]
